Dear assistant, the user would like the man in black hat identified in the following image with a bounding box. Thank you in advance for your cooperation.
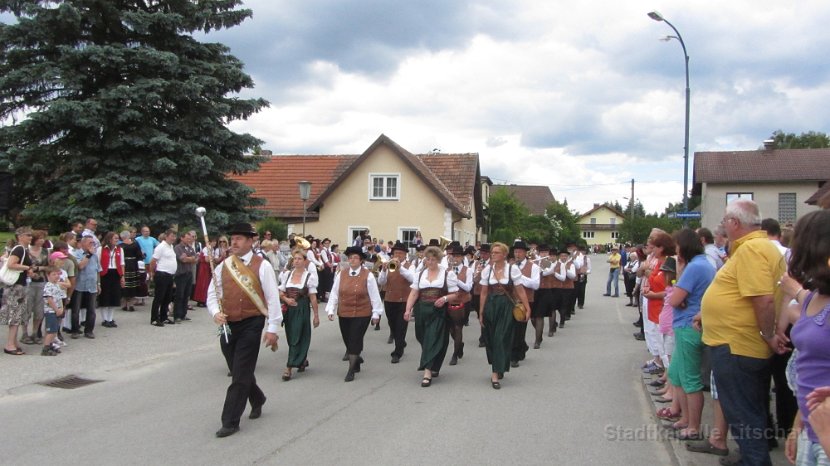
[377,241,415,363]
[471,243,491,347]
[207,223,282,438]
[510,240,539,367]
[532,244,556,348]
[326,245,384,381]
[448,243,473,365]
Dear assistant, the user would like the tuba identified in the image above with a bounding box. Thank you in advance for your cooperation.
[439,236,452,250]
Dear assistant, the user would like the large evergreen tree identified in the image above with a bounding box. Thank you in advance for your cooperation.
[0,1,268,231]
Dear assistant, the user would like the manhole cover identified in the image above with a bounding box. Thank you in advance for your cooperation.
[38,375,102,389]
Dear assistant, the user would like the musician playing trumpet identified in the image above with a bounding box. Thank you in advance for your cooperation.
[376,241,414,363]
[531,244,557,348]
[447,244,473,366]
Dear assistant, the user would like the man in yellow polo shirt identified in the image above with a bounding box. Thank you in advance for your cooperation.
[701,199,786,466]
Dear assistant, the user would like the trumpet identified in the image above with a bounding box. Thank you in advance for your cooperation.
[294,236,311,250]
[388,259,399,273]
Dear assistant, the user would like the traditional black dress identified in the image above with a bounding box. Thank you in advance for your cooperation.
[280,270,317,369]
[480,263,523,375]
[412,267,458,372]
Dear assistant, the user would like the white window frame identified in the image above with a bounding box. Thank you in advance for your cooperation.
[347,226,371,246]
[611,231,620,239]
[369,173,401,201]
[582,231,595,239]
[398,227,419,249]
[726,192,753,205]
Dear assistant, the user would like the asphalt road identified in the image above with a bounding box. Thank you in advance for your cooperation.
[0,260,676,466]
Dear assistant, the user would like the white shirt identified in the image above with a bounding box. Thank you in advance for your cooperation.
[377,260,416,286]
[152,241,177,274]
[514,259,541,290]
[553,260,577,282]
[325,267,384,319]
[411,265,459,292]
[279,269,319,295]
[206,251,283,333]
[479,262,524,286]
[453,264,473,293]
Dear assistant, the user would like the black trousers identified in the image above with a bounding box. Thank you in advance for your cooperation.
[339,316,371,355]
[511,320,529,362]
[471,294,485,343]
[384,301,408,357]
[220,315,266,429]
[71,290,97,334]
[623,272,636,298]
[150,272,175,323]
[575,275,587,307]
[173,271,193,319]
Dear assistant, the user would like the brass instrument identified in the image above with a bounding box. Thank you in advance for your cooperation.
[294,236,311,250]
[387,259,399,273]
[539,257,552,270]
[439,236,452,249]
[371,255,392,276]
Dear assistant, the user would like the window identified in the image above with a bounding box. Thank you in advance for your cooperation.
[779,193,797,224]
[726,192,753,205]
[610,218,616,226]
[399,228,418,249]
[582,231,595,239]
[590,217,597,225]
[611,231,620,239]
[370,174,400,200]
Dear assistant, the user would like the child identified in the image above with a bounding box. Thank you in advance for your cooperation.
[42,266,65,356]
[49,251,71,347]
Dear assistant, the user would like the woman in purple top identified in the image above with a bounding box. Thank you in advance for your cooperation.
[784,210,830,465]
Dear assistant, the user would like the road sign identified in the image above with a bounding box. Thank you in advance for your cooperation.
[675,212,701,219]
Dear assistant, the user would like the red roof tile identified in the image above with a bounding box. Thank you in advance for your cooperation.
[806,181,830,205]
[230,135,480,220]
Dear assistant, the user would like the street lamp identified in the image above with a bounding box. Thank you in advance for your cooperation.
[298,181,311,236]
[648,10,691,218]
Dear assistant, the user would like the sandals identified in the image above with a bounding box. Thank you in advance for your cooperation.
[655,397,673,403]
[421,377,432,387]
[20,336,36,345]
[298,360,309,373]
[656,407,680,420]
[4,347,25,356]
[281,369,292,381]
[685,440,729,457]
[491,380,501,390]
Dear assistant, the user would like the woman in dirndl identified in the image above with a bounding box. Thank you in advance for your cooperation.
[119,231,142,311]
[479,241,531,389]
[404,246,459,387]
[98,231,125,328]
[191,238,216,307]
[278,249,319,381]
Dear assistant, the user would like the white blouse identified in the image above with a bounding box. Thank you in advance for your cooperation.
[411,265,459,292]
[279,269,318,294]
[479,263,524,286]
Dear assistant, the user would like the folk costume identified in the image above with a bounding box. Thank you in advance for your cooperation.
[471,243,491,347]
[480,261,525,379]
[510,241,540,366]
[98,243,124,327]
[532,245,556,347]
[377,241,415,363]
[206,223,282,437]
[448,244,473,366]
[279,269,318,372]
[410,264,459,375]
[325,246,384,382]
[551,255,577,333]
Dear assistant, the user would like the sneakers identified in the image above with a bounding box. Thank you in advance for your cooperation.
[41,346,59,356]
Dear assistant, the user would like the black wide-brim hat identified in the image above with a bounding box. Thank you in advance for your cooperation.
[479,243,491,252]
[450,244,465,255]
[538,243,551,252]
[226,223,257,237]
[512,240,529,251]
[344,245,366,259]
[428,239,440,247]
[391,241,408,252]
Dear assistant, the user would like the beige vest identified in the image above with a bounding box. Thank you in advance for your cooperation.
[221,255,266,322]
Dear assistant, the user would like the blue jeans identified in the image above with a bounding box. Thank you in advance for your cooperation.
[709,344,773,466]
[606,268,619,296]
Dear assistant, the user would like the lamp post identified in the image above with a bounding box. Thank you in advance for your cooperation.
[648,10,691,219]
[298,181,311,236]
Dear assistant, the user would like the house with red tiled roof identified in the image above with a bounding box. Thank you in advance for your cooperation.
[500,184,555,216]
[229,134,484,247]
[692,145,830,228]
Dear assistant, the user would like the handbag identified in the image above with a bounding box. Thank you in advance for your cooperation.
[0,246,25,286]
[512,302,526,321]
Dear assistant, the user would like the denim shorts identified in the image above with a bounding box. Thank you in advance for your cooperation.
[44,312,59,334]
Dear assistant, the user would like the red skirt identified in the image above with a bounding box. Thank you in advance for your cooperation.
[192,255,212,304]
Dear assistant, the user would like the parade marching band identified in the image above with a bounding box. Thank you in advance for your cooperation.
[206,224,590,436]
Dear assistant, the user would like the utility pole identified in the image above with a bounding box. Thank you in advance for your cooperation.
[630,179,635,220]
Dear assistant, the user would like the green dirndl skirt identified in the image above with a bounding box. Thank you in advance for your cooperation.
[284,296,312,368]
[413,299,450,372]
[483,293,515,374]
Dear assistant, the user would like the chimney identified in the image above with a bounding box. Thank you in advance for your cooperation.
[593,203,600,208]
[762,139,776,150]
[260,149,273,156]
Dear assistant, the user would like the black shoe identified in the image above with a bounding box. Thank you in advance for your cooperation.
[182,317,192,321]
[491,380,501,389]
[152,321,165,327]
[387,336,393,344]
[533,341,541,349]
[559,322,565,329]
[478,340,485,348]
[344,370,355,382]
[458,342,464,359]
[391,355,400,364]
[249,399,265,419]
[342,352,348,361]
[449,355,458,366]
[70,332,80,340]
[227,371,232,377]
[101,321,110,328]
[354,356,363,373]
[578,305,583,309]
[510,360,519,368]
[633,333,645,341]
[374,323,380,331]
[421,377,432,387]
[603,293,611,296]
[432,371,439,378]
[174,318,182,324]
[110,320,117,328]
[84,332,95,339]
[163,319,175,325]
[215,426,239,438]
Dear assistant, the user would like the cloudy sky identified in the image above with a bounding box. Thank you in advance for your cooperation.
[205,0,830,215]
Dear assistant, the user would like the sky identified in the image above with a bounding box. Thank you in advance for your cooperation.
[31,1,830,215]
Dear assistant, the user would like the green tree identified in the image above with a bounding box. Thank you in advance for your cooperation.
[768,130,830,149]
[543,199,583,249]
[488,187,529,244]
[0,1,268,232]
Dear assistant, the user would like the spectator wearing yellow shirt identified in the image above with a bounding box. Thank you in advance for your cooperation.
[700,199,787,466]
[604,246,621,297]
